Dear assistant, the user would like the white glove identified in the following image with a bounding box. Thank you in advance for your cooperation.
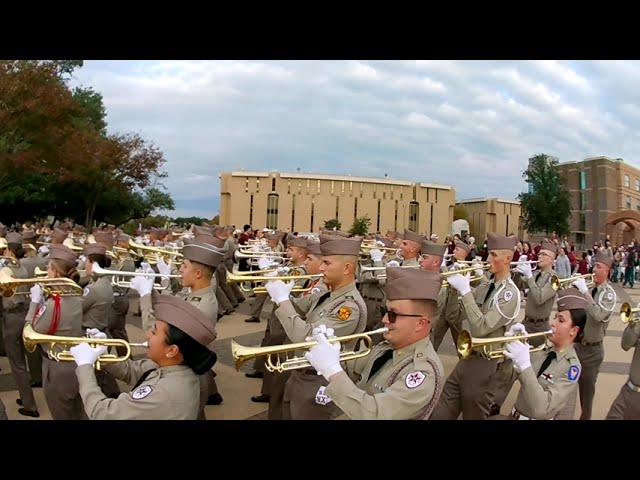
[505,323,528,337]
[503,341,532,373]
[572,277,589,294]
[304,333,343,381]
[155,255,172,276]
[441,256,447,268]
[265,279,295,304]
[386,260,400,268]
[69,342,108,367]
[472,263,485,277]
[30,284,43,304]
[446,273,471,296]
[369,249,384,262]
[375,241,385,247]
[38,245,49,254]
[140,262,154,274]
[85,328,107,340]
[130,275,154,297]
[258,257,272,270]
[306,324,336,341]
[515,262,533,279]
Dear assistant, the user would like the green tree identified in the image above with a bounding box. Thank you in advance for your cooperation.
[211,215,220,225]
[349,215,371,237]
[517,153,571,236]
[324,218,342,230]
[453,204,469,221]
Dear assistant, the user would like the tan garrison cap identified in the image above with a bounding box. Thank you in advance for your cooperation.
[557,288,588,311]
[0,225,6,237]
[94,231,114,248]
[118,233,132,243]
[266,233,280,242]
[306,241,322,256]
[594,251,612,268]
[385,267,443,301]
[49,245,77,265]
[287,236,308,248]
[375,237,395,248]
[153,294,217,347]
[540,240,557,257]
[487,232,517,251]
[194,226,215,236]
[83,243,106,256]
[6,232,22,244]
[183,240,224,268]
[194,233,225,249]
[319,235,362,256]
[403,229,423,245]
[421,240,447,257]
[51,228,68,243]
[454,240,471,254]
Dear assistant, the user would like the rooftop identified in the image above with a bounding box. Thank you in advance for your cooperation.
[456,197,520,205]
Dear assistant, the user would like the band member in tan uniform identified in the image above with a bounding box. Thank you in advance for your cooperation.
[430,233,520,420]
[264,234,367,420]
[570,251,616,420]
[244,233,283,323]
[305,267,445,419]
[397,229,423,268]
[2,232,39,417]
[109,233,136,355]
[491,287,586,420]
[71,294,217,420]
[25,244,88,420]
[302,240,328,296]
[606,303,640,419]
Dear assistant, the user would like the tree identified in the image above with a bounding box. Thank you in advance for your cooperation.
[517,153,571,236]
[453,204,469,221]
[324,218,342,231]
[211,215,220,225]
[349,215,371,237]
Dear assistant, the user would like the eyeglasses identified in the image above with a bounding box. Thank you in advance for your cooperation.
[383,309,424,323]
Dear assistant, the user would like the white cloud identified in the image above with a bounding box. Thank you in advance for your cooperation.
[68,60,640,218]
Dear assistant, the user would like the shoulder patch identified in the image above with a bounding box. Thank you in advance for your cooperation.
[311,287,320,294]
[405,371,426,389]
[36,304,46,318]
[606,292,613,301]
[292,269,300,276]
[336,306,352,320]
[568,365,580,382]
[83,287,90,297]
[503,290,513,302]
[131,385,154,400]
[190,297,202,302]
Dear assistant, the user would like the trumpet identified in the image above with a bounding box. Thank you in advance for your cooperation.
[360,265,420,273]
[231,327,389,372]
[22,323,147,370]
[128,239,183,263]
[550,273,594,291]
[91,264,181,290]
[226,271,323,294]
[620,302,640,325]
[0,270,83,298]
[456,329,553,360]
[441,264,490,285]
[0,256,20,268]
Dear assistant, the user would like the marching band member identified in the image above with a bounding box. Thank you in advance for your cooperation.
[606,304,640,419]
[396,229,423,268]
[244,233,283,323]
[26,244,88,420]
[570,251,617,420]
[303,240,328,296]
[71,294,217,420]
[304,267,444,420]
[492,287,586,420]
[430,233,521,420]
[264,234,367,420]
[109,233,137,355]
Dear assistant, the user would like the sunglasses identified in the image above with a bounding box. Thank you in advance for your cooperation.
[383,309,424,323]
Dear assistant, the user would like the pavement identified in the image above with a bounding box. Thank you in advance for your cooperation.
[0,280,635,420]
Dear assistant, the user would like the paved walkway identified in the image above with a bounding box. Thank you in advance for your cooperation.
[0,281,635,420]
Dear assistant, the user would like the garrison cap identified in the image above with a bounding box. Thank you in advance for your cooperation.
[594,251,613,268]
[557,288,589,311]
[0,225,6,237]
[540,240,557,257]
[421,240,447,257]
[49,244,77,265]
[194,226,215,236]
[6,232,22,245]
[375,237,395,248]
[319,235,362,256]
[266,233,280,242]
[83,243,106,256]
[385,267,443,301]
[52,228,68,243]
[22,229,36,240]
[403,229,423,245]
[94,231,114,248]
[287,236,308,248]
[454,240,471,254]
[194,233,225,249]
[152,294,216,347]
[118,233,132,243]
[487,232,517,251]
[183,240,224,268]
[305,241,322,256]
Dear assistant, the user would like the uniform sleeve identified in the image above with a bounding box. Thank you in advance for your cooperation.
[275,298,365,343]
[30,299,54,333]
[585,286,616,323]
[516,363,579,419]
[139,294,156,331]
[358,260,386,285]
[80,284,96,313]
[103,358,159,386]
[622,322,640,351]
[461,284,520,337]
[525,275,556,305]
[76,363,169,420]
[324,366,439,420]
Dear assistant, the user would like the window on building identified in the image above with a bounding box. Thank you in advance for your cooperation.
[579,191,586,210]
[376,200,381,232]
[636,200,640,212]
[429,204,434,236]
[627,196,632,209]
[291,195,296,230]
[310,200,315,232]
[249,194,254,225]
[579,213,586,232]
[636,179,640,191]
[354,197,358,219]
[579,171,586,190]
[625,174,630,188]
[271,177,276,191]
[266,194,279,229]
[394,200,398,231]
[335,196,340,220]
[408,201,419,232]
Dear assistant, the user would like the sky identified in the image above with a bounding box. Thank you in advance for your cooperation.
[68,60,640,220]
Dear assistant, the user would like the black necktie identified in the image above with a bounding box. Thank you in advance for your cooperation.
[536,351,557,377]
[535,272,541,282]
[132,369,156,390]
[483,282,495,305]
[315,291,331,308]
[366,349,393,382]
[592,285,598,298]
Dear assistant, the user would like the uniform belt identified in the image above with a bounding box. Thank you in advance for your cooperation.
[581,340,602,347]
[524,317,548,324]
[511,407,552,420]
[627,380,640,392]
[363,296,383,302]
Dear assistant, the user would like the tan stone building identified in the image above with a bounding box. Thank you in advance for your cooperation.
[219,170,456,238]
[455,197,526,242]
[557,155,640,249]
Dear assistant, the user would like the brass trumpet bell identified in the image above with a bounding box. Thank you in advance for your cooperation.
[91,264,181,290]
[550,273,594,291]
[620,302,640,325]
[441,264,490,286]
[0,270,83,298]
[226,271,323,294]
[456,329,552,360]
[231,327,389,372]
[22,323,147,370]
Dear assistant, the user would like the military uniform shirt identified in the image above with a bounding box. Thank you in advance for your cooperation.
[582,281,616,343]
[81,275,114,330]
[325,336,444,420]
[622,322,640,386]
[1,265,29,309]
[513,344,582,419]
[27,296,84,357]
[461,275,520,338]
[524,269,557,320]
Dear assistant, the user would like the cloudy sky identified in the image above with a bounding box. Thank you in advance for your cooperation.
[68,60,640,219]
